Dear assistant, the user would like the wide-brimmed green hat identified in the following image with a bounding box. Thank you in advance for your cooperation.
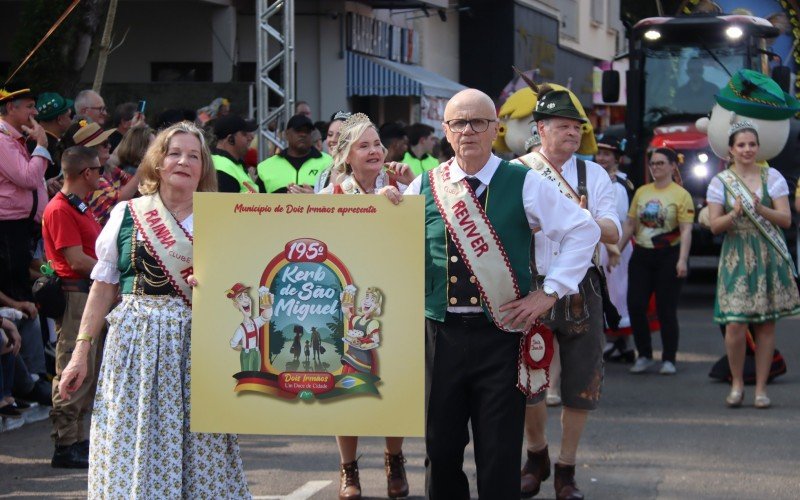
[532,89,587,123]
[36,92,74,121]
[716,69,800,120]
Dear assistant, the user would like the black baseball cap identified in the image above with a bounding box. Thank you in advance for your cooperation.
[286,114,314,131]
[214,114,258,140]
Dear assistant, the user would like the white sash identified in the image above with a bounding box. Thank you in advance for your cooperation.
[718,169,796,277]
[429,160,548,396]
[128,194,194,306]
[518,152,601,265]
[430,161,522,329]
[337,171,396,195]
[517,152,580,201]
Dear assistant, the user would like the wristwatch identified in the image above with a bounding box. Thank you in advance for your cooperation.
[542,285,559,300]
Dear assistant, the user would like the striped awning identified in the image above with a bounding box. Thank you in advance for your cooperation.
[346,51,465,98]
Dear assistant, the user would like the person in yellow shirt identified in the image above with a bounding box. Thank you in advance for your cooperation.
[619,147,693,375]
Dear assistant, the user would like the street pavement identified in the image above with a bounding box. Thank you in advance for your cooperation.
[2,277,799,499]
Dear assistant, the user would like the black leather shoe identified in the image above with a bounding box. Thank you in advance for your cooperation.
[554,463,584,500]
[19,379,52,407]
[521,446,551,498]
[51,443,89,469]
[77,439,90,459]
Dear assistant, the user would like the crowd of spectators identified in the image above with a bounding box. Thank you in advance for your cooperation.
[0,85,448,454]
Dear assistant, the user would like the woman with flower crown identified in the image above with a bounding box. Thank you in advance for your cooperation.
[706,121,800,409]
[319,112,415,499]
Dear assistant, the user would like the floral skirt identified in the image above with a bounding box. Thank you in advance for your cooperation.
[89,295,250,499]
[714,227,800,324]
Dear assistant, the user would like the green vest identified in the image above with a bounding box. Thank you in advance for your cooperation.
[421,161,532,321]
[117,206,136,294]
[212,154,260,193]
[402,151,440,176]
[256,151,331,193]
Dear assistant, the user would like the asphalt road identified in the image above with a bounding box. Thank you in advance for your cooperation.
[2,278,799,499]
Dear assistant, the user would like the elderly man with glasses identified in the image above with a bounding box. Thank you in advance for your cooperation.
[403,88,599,499]
[73,90,108,126]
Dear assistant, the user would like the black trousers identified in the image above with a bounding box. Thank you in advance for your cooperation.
[0,219,36,301]
[627,245,683,363]
[425,313,525,500]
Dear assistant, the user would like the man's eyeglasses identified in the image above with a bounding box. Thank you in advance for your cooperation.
[86,106,107,113]
[648,160,667,167]
[444,118,497,133]
[81,166,104,174]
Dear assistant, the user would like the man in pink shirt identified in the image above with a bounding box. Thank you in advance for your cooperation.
[0,86,52,400]
[0,86,50,294]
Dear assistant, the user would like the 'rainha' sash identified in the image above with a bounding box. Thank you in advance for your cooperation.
[128,194,194,306]
[718,169,796,277]
[429,160,550,396]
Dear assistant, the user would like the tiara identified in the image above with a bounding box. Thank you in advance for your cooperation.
[728,120,758,137]
[336,113,374,152]
[341,112,372,130]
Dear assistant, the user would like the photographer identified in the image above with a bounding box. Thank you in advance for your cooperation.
[42,146,103,468]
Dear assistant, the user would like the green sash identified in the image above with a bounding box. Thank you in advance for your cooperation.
[718,169,796,277]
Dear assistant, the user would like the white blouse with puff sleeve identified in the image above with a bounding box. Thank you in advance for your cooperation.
[706,167,789,205]
[90,201,195,284]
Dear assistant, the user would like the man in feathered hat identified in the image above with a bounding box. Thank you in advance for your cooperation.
[0,85,53,410]
[514,84,621,500]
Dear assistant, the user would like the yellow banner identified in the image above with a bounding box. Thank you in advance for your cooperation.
[190,193,425,437]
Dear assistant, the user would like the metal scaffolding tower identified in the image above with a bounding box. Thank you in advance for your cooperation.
[257,0,295,159]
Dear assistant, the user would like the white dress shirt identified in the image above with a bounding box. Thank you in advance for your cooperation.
[405,154,599,298]
[612,171,631,224]
[513,156,621,278]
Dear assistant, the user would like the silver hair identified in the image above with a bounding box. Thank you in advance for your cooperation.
[74,89,100,114]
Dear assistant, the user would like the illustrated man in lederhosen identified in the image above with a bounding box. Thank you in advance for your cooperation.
[228,283,273,372]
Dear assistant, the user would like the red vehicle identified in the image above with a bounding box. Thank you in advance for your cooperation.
[602,13,794,260]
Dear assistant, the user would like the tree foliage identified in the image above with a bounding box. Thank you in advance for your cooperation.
[621,0,690,27]
[9,0,106,96]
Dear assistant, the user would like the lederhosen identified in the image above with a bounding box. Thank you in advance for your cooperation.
[519,153,606,410]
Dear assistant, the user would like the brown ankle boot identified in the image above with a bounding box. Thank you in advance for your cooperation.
[339,460,361,500]
[554,463,584,500]
[521,446,551,498]
[384,451,409,498]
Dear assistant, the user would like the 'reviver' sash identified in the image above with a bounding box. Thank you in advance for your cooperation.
[128,194,195,306]
[429,160,549,396]
[718,169,797,277]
